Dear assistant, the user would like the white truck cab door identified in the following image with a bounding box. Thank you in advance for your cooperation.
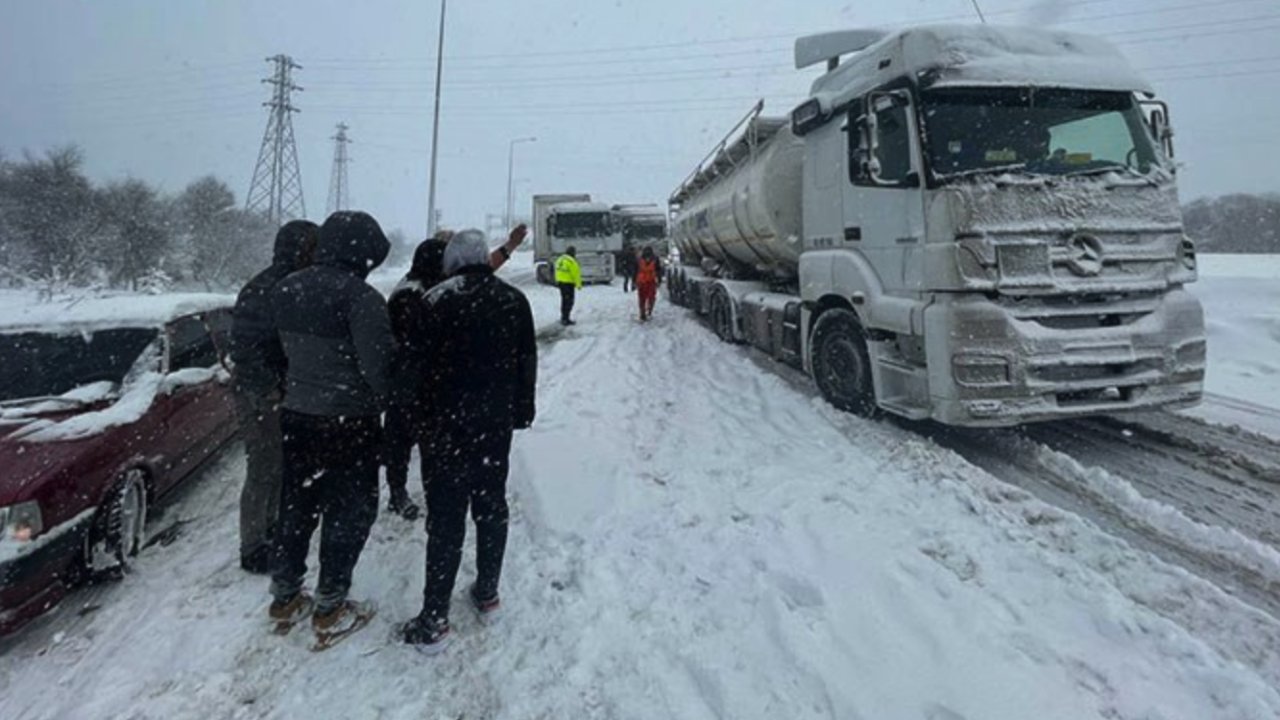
[842,89,926,296]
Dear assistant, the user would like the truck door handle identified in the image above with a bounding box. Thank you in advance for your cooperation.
[844,226,862,241]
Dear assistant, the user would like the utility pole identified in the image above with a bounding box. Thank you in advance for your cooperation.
[969,0,987,23]
[326,122,352,216]
[506,136,536,230]
[426,0,447,237]
[246,55,306,226]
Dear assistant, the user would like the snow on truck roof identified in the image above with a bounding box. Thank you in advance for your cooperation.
[549,201,612,214]
[806,24,1152,111]
[0,291,234,335]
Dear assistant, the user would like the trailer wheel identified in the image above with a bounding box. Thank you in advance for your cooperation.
[811,309,877,417]
[710,290,736,343]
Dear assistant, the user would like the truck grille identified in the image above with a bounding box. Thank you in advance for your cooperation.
[1005,294,1159,330]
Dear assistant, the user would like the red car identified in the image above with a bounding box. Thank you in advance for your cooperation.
[0,295,240,635]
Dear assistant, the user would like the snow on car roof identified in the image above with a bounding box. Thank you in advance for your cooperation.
[810,24,1152,112]
[0,291,234,335]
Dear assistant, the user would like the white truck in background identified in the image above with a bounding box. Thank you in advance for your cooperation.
[531,194,621,285]
[612,204,670,256]
[667,24,1206,427]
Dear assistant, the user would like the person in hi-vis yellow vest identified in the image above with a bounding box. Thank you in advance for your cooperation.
[555,246,582,326]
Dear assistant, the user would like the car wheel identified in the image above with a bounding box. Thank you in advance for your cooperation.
[86,468,149,577]
[811,309,878,417]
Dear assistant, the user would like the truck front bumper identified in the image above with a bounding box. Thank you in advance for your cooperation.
[923,289,1206,427]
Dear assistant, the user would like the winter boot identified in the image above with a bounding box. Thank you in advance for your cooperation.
[401,612,451,655]
[268,592,315,636]
[469,583,501,622]
[388,487,421,521]
[311,600,376,651]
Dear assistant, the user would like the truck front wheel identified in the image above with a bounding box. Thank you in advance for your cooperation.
[811,309,878,417]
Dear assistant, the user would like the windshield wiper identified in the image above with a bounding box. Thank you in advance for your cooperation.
[0,395,91,410]
[1065,164,1161,186]
[937,163,1035,181]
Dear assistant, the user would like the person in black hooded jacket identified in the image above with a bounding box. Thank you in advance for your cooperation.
[400,228,537,652]
[266,210,393,647]
[382,236,449,520]
[229,219,318,574]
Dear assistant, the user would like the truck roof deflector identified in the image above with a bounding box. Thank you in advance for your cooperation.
[794,30,889,70]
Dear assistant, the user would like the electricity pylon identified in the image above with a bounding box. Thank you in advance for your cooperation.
[246,54,306,226]
[326,122,351,216]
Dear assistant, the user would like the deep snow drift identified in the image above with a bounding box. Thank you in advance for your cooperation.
[1,263,1279,719]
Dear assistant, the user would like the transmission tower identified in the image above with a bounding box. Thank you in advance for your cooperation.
[326,122,352,216]
[246,54,306,226]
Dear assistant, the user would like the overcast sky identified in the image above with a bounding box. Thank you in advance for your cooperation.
[2,0,1277,239]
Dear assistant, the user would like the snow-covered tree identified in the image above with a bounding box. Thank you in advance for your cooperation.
[1,146,102,287]
[97,178,172,291]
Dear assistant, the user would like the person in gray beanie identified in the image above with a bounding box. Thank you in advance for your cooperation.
[399,228,537,653]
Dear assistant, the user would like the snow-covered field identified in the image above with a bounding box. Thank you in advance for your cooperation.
[2,260,1280,719]
[1186,255,1280,437]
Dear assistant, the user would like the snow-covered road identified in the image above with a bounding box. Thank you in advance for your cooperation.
[3,271,1280,719]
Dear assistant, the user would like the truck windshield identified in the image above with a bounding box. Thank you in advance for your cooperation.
[0,327,156,402]
[921,88,1162,181]
[626,222,667,241]
[552,212,612,238]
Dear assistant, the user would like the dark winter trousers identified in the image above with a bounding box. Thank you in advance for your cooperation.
[382,404,415,499]
[236,391,283,562]
[421,427,514,621]
[558,283,576,323]
[638,281,657,319]
[272,410,381,615]
[622,273,632,292]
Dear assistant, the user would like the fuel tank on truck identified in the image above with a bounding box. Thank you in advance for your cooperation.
[671,116,805,280]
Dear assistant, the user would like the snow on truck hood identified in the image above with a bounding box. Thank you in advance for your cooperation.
[810,24,1153,113]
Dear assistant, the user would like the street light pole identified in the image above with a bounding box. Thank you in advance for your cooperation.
[505,136,536,229]
[426,0,447,237]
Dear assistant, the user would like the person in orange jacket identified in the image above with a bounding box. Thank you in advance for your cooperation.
[635,246,662,321]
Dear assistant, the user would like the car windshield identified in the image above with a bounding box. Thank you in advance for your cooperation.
[921,87,1163,180]
[551,212,611,238]
[0,327,156,402]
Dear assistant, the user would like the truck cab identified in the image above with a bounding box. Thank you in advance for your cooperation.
[545,202,621,284]
[668,25,1206,427]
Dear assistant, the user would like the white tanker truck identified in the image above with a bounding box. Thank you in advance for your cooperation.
[668,25,1206,427]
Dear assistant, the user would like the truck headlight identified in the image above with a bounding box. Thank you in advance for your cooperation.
[1178,237,1197,271]
[0,501,43,543]
[953,354,1012,386]
[1174,340,1207,370]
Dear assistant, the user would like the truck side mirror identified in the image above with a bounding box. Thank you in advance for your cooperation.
[864,90,909,186]
[1141,99,1175,160]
